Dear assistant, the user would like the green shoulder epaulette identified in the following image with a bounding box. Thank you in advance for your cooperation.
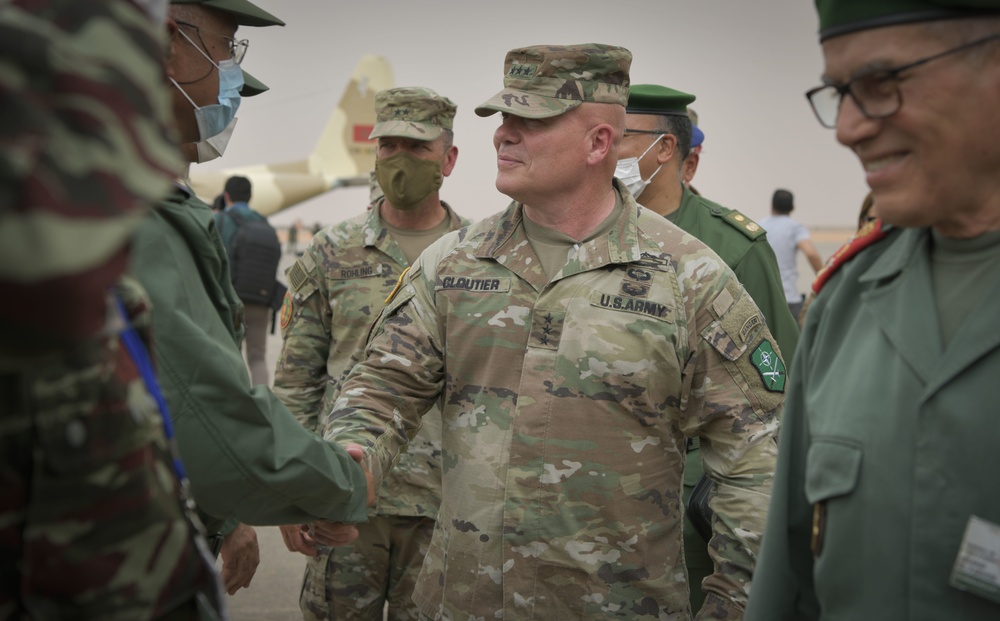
[720,209,766,241]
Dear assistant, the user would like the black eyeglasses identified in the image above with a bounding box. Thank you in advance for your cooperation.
[805,31,1000,128]
[623,129,666,138]
[176,20,249,65]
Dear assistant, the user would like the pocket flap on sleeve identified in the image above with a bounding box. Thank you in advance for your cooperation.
[805,440,862,504]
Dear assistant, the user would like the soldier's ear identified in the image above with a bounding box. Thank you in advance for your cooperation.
[587,123,617,167]
[657,134,679,166]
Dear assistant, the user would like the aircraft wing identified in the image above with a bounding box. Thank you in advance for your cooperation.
[188,55,394,216]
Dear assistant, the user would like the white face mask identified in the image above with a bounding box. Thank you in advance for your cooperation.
[193,117,238,163]
[614,137,663,199]
[170,29,243,142]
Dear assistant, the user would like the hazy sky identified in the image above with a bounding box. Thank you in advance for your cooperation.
[195,0,870,230]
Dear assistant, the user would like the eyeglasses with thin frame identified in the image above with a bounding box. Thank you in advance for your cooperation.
[805,31,1000,129]
[175,20,249,65]
[623,129,667,138]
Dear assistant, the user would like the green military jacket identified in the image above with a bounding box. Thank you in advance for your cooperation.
[128,187,368,531]
[327,182,783,620]
[671,187,799,361]
[668,186,801,610]
[274,202,468,517]
[746,227,1000,620]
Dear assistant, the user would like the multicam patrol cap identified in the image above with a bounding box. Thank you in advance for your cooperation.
[368,87,457,141]
[170,0,284,27]
[816,0,1000,40]
[475,43,632,119]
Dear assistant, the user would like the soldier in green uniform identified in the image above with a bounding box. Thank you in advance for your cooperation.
[746,1,1000,620]
[273,87,469,621]
[314,43,782,620]
[0,0,225,618]
[615,83,799,611]
[127,0,374,598]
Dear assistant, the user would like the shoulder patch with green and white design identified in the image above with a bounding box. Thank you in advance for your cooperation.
[751,340,786,392]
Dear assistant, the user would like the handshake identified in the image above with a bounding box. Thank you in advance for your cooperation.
[280,443,375,556]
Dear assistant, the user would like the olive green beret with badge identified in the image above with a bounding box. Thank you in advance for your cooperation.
[368,87,457,141]
[475,43,632,119]
[816,0,1000,41]
[627,84,696,117]
[170,0,284,27]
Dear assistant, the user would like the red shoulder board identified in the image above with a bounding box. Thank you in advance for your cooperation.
[811,219,887,294]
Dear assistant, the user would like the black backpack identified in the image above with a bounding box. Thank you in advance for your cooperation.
[225,209,281,305]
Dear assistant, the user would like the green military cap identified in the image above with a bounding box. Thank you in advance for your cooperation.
[626,84,696,117]
[170,0,284,27]
[475,43,632,119]
[240,69,268,96]
[816,0,1000,41]
[368,87,457,141]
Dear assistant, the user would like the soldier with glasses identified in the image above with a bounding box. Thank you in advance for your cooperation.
[747,1,1000,620]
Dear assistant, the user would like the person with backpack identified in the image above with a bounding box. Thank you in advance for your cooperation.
[216,175,282,386]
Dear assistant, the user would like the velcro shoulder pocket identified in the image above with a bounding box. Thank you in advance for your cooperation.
[286,252,318,301]
[702,285,786,413]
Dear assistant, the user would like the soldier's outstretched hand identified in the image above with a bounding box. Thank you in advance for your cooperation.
[278,523,318,556]
[344,443,376,507]
[219,523,260,595]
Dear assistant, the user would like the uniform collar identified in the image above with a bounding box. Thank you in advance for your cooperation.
[858,225,921,285]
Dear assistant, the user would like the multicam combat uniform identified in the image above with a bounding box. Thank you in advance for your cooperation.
[274,202,468,620]
[327,182,783,620]
[0,1,223,618]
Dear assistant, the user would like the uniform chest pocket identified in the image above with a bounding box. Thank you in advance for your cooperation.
[805,439,863,504]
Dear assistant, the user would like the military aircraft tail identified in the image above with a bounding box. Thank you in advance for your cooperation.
[188,55,394,216]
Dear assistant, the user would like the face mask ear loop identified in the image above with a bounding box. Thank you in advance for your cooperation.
[638,135,662,163]
[641,136,667,183]
[170,77,200,110]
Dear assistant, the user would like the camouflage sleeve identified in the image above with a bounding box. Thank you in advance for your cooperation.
[681,275,782,620]
[273,248,331,432]
[323,259,445,492]
[0,0,181,345]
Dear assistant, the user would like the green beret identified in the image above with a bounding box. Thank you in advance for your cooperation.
[816,0,1000,41]
[170,0,284,27]
[626,84,695,117]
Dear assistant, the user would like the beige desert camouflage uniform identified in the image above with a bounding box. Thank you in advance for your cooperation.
[274,201,468,619]
[326,181,783,621]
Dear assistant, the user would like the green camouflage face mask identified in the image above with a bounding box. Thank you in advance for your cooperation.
[375,152,443,211]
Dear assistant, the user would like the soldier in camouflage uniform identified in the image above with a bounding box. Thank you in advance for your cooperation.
[0,0,224,618]
[316,44,783,620]
[616,83,800,612]
[273,87,469,621]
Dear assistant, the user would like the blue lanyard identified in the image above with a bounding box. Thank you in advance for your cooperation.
[114,297,188,482]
